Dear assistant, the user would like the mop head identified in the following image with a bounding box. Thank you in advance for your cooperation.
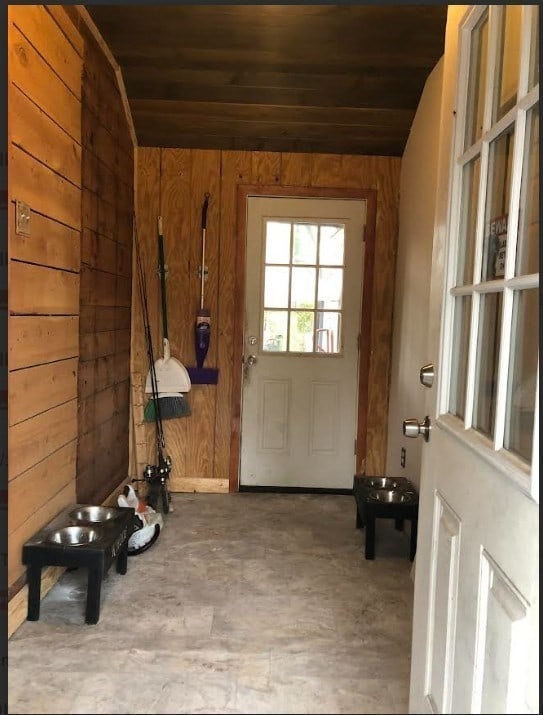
[144,393,191,422]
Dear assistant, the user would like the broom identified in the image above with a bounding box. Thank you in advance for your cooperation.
[144,216,191,421]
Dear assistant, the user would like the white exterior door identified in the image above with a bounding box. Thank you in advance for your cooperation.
[410,6,539,714]
[240,196,365,489]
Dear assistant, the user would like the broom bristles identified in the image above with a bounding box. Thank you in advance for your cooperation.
[144,395,191,422]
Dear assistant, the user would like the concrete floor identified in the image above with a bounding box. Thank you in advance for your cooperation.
[9,492,414,714]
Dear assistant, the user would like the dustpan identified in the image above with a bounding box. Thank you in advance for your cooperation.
[145,338,191,394]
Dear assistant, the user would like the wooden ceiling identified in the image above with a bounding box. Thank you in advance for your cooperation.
[86,4,447,156]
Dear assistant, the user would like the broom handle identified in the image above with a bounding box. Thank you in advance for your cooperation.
[157,216,168,341]
[200,194,210,311]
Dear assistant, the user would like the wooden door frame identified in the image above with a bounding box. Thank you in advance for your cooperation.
[229,184,377,492]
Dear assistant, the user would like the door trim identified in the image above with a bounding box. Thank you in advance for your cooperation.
[229,185,378,492]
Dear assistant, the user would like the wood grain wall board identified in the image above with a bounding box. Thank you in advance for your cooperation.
[10,261,79,316]
[9,316,79,370]
[83,119,133,183]
[188,149,222,369]
[169,476,229,493]
[78,359,95,400]
[8,399,78,481]
[81,132,133,205]
[365,319,393,475]
[114,307,132,331]
[8,358,78,427]
[356,190,377,474]
[9,85,81,189]
[8,440,77,534]
[185,149,221,479]
[159,148,193,364]
[96,194,117,241]
[80,330,116,362]
[117,208,135,247]
[114,328,131,355]
[9,145,81,231]
[115,275,132,308]
[8,24,81,144]
[82,188,98,232]
[217,151,252,486]
[45,5,85,58]
[81,229,116,271]
[280,153,312,187]
[135,147,161,361]
[10,5,82,100]
[80,266,116,307]
[116,242,132,278]
[8,481,76,588]
[95,353,117,391]
[8,206,80,272]
[251,151,281,185]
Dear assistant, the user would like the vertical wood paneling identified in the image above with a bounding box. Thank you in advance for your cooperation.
[7,6,82,594]
[76,21,134,505]
[251,151,281,185]
[185,150,221,480]
[217,151,252,486]
[281,152,312,186]
[135,148,400,489]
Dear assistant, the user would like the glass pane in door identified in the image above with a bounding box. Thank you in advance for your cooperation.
[456,156,481,285]
[473,293,502,438]
[465,10,489,149]
[292,224,317,264]
[265,221,291,263]
[494,5,522,121]
[516,107,539,276]
[290,311,314,352]
[504,289,538,461]
[449,296,472,419]
[319,225,344,265]
[482,127,515,281]
[263,310,288,352]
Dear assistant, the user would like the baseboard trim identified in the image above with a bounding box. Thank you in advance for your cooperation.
[239,485,353,495]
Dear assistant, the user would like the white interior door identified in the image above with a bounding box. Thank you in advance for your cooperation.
[410,6,539,714]
[240,196,365,489]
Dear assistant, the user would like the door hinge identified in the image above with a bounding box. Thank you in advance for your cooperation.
[354,438,357,454]
[362,226,366,242]
[357,334,360,351]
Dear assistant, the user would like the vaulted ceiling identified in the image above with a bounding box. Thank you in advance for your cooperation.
[87,4,447,156]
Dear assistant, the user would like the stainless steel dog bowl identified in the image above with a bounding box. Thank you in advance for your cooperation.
[70,506,119,524]
[47,526,99,546]
[364,477,403,489]
[367,489,416,503]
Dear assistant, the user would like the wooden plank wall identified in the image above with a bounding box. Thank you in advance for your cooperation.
[76,20,134,504]
[7,5,83,595]
[134,150,400,491]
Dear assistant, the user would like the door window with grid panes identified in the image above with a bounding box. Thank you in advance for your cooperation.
[443,5,539,479]
[261,220,345,354]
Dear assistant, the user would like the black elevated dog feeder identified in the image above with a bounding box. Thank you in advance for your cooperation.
[22,504,135,625]
[353,475,419,561]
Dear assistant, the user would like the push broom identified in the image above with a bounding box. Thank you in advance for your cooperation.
[187,193,219,384]
[144,216,191,420]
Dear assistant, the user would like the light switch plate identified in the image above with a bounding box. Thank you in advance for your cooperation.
[15,200,31,236]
